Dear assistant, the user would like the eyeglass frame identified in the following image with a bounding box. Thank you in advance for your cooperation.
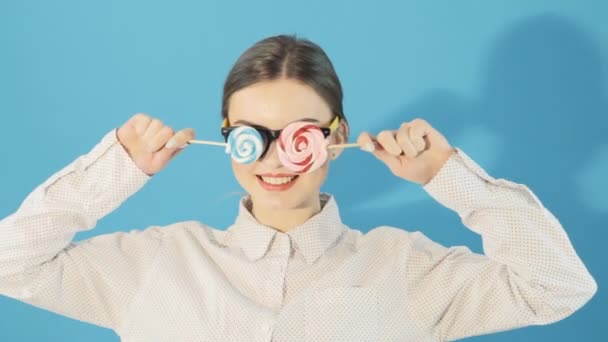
[220,115,341,160]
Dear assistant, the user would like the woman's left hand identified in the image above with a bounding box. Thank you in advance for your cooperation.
[357,118,456,185]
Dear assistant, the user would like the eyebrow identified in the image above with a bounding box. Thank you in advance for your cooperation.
[232,118,320,126]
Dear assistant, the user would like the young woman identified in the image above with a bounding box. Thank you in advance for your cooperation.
[0,35,597,341]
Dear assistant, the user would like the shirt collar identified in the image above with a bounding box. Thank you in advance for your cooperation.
[226,193,346,265]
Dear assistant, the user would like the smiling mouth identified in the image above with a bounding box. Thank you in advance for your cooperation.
[256,175,299,185]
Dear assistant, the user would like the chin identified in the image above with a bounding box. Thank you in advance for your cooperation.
[237,168,327,210]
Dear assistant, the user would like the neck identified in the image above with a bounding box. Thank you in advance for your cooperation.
[250,195,322,233]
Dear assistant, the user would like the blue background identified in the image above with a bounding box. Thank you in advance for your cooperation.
[1,1,605,340]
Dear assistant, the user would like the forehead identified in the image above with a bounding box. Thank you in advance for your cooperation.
[228,78,333,128]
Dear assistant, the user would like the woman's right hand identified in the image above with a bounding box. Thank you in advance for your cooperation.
[117,113,196,176]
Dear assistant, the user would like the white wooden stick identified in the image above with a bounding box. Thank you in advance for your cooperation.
[188,139,227,147]
[187,140,360,149]
[327,143,361,149]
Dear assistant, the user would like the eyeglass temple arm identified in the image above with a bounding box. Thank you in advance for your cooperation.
[189,117,361,149]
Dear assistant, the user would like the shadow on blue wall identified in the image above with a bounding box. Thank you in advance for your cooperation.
[329,13,606,341]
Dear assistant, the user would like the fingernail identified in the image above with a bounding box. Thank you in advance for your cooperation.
[178,143,189,149]
[165,139,176,149]
[362,142,375,152]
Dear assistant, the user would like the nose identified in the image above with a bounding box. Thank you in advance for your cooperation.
[258,139,282,168]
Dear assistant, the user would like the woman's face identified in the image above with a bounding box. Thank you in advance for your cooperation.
[227,78,344,211]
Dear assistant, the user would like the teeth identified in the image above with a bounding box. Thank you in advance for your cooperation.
[260,176,296,185]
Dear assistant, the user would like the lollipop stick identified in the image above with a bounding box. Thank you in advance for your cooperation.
[188,139,227,147]
[328,143,361,149]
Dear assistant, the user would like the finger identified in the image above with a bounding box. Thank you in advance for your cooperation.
[132,113,152,137]
[396,123,418,158]
[153,144,185,164]
[153,130,193,163]
[356,132,376,152]
[358,131,403,172]
[409,120,428,153]
[377,130,402,156]
[166,128,196,149]
[142,118,164,141]
[372,148,402,172]
[147,126,174,153]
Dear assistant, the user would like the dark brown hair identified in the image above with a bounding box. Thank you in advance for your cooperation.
[221,35,348,130]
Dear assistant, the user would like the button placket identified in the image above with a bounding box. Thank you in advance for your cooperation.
[255,320,275,342]
[261,323,272,333]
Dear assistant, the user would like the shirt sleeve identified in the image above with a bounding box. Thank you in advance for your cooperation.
[400,148,597,341]
[0,129,162,331]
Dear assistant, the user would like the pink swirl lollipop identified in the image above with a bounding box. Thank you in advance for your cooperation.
[277,122,330,174]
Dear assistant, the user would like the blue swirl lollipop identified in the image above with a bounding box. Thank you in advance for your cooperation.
[225,126,264,164]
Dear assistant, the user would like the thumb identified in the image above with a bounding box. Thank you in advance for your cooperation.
[153,144,186,164]
[357,132,401,171]
[152,128,195,163]
[369,143,401,171]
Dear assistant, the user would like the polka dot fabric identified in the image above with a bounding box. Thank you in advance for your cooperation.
[0,129,597,341]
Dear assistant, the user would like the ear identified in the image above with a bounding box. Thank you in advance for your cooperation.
[330,119,349,160]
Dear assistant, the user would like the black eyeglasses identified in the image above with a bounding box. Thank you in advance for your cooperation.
[220,116,339,159]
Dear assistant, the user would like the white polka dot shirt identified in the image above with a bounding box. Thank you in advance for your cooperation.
[0,129,597,341]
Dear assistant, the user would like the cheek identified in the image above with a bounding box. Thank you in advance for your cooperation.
[299,161,330,186]
[231,160,255,181]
